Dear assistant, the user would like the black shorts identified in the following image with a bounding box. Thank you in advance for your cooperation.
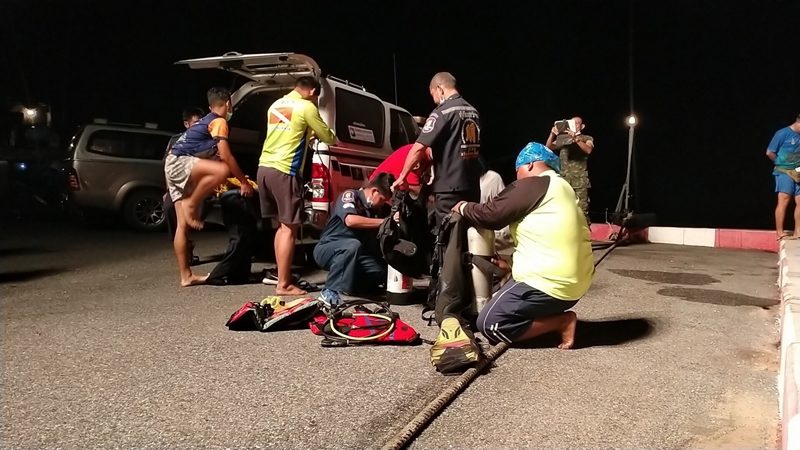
[477,278,579,344]
[257,166,303,225]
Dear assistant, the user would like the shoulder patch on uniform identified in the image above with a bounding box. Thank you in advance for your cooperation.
[422,117,437,133]
[342,190,356,203]
[462,118,480,145]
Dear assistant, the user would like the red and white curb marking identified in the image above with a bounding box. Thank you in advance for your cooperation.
[590,225,778,253]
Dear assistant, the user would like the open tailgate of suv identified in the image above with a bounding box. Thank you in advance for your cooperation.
[175,52,320,85]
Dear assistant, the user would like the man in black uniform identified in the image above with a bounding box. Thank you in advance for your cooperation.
[314,173,394,306]
[392,72,484,373]
[392,72,482,229]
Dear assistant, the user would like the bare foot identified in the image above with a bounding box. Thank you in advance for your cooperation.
[182,200,204,230]
[181,273,208,287]
[557,311,577,349]
[276,284,307,296]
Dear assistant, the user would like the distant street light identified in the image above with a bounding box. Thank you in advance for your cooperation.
[615,113,638,215]
[22,107,39,124]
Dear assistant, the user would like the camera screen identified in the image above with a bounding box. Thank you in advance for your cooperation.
[554,119,577,134]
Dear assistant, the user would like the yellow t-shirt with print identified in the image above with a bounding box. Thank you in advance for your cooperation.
[259,90,336,176]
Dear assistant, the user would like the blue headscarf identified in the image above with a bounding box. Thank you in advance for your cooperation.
[514,142,561,173]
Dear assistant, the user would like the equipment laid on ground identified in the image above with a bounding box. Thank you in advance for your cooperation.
[225,301,271,331]
[225,296,421,348]
[225,296,321,331]
[310,299,421,347]
[430,316,482,374]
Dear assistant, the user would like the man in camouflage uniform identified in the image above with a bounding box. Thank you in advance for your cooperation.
[545,116,594,224]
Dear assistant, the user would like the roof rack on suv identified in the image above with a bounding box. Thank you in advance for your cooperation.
[327,76,366,92]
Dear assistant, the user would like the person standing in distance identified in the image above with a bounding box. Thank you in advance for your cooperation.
[545,116,594,225]
[766,114,800,240]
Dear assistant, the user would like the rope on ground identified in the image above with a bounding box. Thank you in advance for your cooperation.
[380,341,511,450]
[380,218,631,449]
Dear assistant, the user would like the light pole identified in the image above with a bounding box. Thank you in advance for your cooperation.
[615,114,638,215]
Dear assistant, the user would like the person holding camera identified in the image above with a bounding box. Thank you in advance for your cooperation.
[545,116,594,225]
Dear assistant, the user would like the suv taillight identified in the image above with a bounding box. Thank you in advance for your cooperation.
[310,162,330,202]
[68,168,80,191]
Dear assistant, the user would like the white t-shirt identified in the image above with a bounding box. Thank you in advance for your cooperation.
[479,170,514,255]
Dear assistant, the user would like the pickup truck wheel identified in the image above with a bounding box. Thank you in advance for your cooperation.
[122,189,166,232]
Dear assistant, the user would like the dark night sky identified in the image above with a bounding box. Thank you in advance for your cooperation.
[3,0,799,229]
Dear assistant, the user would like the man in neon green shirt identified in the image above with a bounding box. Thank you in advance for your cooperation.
[257,77,336,295]
[453,142,594,349]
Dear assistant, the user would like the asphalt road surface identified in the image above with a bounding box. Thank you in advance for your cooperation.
[1,220,780,449]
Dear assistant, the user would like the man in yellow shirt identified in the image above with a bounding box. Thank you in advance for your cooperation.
[257,77,336,295]
[453,142,594,349]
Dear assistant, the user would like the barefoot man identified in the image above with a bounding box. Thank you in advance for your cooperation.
[257,77,336,295]
[165,87,253,286]
[452,142,594,348]
[766,113,800,240]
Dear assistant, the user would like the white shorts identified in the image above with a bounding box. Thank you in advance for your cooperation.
[164,154,199,201]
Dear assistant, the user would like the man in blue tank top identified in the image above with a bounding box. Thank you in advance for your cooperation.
[164,87,253,287]
[766,114,800,240]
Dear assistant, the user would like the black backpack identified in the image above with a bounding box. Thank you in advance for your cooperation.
[424,213,505,326]
[378,190,426,278]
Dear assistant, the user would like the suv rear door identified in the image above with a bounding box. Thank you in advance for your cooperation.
[176,52,320,96]
[176,52,321,174]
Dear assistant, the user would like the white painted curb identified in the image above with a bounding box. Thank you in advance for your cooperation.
[647,226,716,247]
[778,240,800,450]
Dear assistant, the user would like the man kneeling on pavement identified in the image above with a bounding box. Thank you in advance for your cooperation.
[433,142,594,372]
[314,173,395,305]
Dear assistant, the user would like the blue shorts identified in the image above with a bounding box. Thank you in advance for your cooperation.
[775,172,800,196]
[477,278,578,344]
